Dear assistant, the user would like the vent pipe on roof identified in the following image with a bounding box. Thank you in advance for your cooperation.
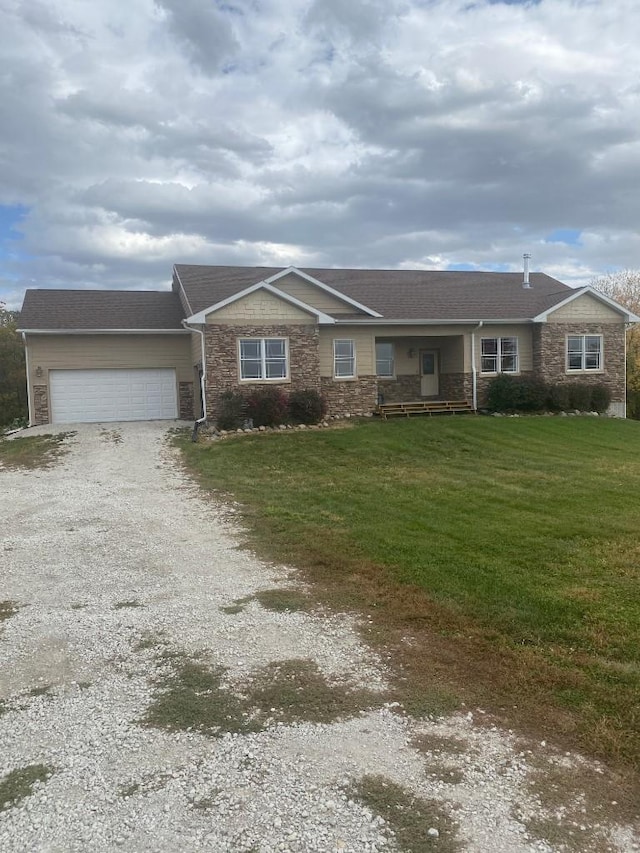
[523,253,531,288]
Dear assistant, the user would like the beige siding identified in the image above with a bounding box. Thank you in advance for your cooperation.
[190,330,202,367]
[26,334,192,387]
[319,327,376,377]
[206,289,315,324]
[547,293,621,323]
[473,324,533,373]
[274,273,360,315]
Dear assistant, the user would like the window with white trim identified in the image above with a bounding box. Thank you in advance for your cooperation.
[333,339,355,378]
[567,335,602,371]
[239,338,288,380]
[376,342,394,377]
[481,337,519,374]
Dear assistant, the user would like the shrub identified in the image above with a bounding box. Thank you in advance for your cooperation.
[289,389,327,424]
[564,382,592,412]
[244,387,289,427]
[487,375,547,413]
[216,391,245,430]
[547,383,571,412]
[589,383,612,414]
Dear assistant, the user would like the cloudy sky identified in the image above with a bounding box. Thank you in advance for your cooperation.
[1,0,639,309]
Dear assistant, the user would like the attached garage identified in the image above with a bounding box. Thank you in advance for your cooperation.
[49,368,178,424]
[17,288,196,426]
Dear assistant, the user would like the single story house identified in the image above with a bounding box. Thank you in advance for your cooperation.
[18,263,639,425]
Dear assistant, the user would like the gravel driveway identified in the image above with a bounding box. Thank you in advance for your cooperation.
[0,423,637,853]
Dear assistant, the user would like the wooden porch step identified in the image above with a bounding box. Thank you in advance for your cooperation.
[377,400,474,419]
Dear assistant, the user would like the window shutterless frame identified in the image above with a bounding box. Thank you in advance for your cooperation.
[333,339,356,378]
[238,338,288,381]
[480,337,519,374]
[375,342,394,377]
[566,334,602,372]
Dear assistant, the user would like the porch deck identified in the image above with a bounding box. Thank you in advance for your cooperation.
[377,399,474,419]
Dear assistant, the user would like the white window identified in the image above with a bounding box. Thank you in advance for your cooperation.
[239,338,288,381]
[376,342,395,377]
[334,339,356,378]
[567,335,602,371]
[481,337,519,374]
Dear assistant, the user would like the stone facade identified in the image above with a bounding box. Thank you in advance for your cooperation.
[533,323,625,403]
[320,377,378,416]
[439,372,472,402]
[178,382,194,420]
[33,385,49,425]
[204,323,321,421]
[377,374,421,403]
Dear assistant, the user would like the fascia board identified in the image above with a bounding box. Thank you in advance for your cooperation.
[172,265,193,315]
[16,328,189,334]
[185,281,336,325]
[264,266,383,318]
[333,318,533,326]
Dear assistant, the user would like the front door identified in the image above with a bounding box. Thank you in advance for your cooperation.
[420,350,439,397]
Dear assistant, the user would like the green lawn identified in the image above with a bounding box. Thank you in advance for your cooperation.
[178,416,640,766]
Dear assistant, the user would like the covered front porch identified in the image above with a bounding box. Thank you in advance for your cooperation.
[375,333,472,410]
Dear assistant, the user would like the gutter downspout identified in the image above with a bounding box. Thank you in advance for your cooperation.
[182,321,207,441]
[22,332,34,427]
[470,321,483,411]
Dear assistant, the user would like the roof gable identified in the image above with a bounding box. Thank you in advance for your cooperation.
[261,268,381,317]
[185,280,336,325]
[533,286,640,323]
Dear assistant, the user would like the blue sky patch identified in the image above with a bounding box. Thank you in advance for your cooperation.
[546,229,582,246]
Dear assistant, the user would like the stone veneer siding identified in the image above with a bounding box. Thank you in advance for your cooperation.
[33,385,49,425]
[377,374,421,403]
[320,377,378,416]
[204,323,321,421]
[533,323,625,403]
[439,373,472,403]
[178,382,195,420]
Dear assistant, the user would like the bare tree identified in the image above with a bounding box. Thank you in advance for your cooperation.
[591,271,640,418]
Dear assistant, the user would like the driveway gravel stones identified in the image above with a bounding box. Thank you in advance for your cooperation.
[0,422,638,852]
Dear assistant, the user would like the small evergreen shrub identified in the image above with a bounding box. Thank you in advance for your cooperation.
[244,387,289,427]
[564,382,592,412]
[547,383,571,412]
[216,391,246,430]
[487,375,547,412]
[589,383,612,414]
[289,389,327,424]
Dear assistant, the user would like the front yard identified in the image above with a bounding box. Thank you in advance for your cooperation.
[179,416,640,773]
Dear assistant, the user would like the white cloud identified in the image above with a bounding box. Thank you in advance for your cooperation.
[1,0,640,309]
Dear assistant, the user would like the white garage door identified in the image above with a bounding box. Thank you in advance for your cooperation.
[49,369,178,423]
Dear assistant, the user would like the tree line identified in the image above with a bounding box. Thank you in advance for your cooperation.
[0,303,28,429]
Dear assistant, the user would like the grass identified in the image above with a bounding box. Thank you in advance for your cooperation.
[0,433,72,470]
[254,588,312,612]
[0,764,53,811]
[143,655,258,737]
[0,600,19,625]
[177,417,640,771]
[143,653,381,735]
[348,775,460,853]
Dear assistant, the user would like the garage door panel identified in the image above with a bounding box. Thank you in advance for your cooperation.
[50,369,178,423]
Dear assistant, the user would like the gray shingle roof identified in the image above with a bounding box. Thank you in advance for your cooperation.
[174,264,572,321]
[19,289,185,331]
[18,266,576,331]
